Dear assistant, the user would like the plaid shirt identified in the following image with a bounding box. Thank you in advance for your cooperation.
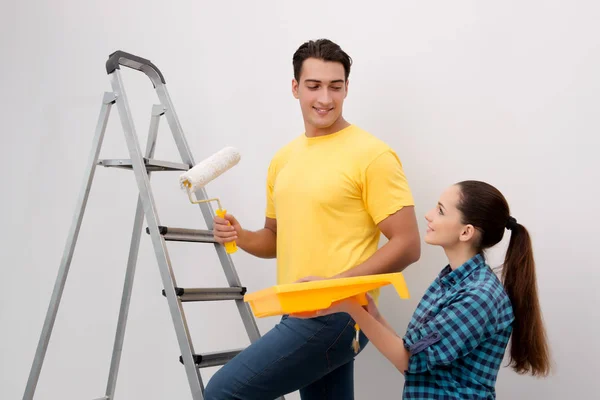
[402,253,514,399]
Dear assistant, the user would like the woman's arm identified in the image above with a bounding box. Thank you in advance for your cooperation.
[291,294,411,373]
[362,296,402,337]
[346,301,411,373]
[345,300,411,374]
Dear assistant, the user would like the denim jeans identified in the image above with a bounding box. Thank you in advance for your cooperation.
[203,312,369,399]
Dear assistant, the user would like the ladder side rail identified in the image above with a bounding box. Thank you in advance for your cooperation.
[154,84,262,344]
[23,92,116,400]
[109,69,204,399]
[104,104,166,399]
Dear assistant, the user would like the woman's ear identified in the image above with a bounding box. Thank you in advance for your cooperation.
[459,224,476,242]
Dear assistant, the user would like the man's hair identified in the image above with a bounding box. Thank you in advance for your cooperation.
[292,39,352,82]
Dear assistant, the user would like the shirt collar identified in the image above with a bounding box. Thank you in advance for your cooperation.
[438,253,486,288]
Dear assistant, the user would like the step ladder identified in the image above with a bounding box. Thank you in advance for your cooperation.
[23,51,282,400]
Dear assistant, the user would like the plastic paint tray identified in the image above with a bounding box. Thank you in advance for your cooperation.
[243,272,410,318]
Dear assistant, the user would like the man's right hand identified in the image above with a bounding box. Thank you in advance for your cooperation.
[212,215,277,259]
[213,213,242,245]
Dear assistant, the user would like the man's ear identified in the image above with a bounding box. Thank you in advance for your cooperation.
[292,79,299,99]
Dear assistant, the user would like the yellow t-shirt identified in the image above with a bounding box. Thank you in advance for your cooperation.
[265,124,414,300]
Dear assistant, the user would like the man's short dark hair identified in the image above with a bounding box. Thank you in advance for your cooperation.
[292,39,352,82]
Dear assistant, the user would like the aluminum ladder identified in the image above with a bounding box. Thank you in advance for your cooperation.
[22,50,279,400]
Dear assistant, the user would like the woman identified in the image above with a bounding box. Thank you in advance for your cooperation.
[294,180,551,398]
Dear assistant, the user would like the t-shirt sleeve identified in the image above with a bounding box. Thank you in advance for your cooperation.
[362,149,415,225]
[401,290,497,374]
[265,158,277,219]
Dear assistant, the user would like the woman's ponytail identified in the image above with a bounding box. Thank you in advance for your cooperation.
[502,221,551,376]
[456,181,551,377]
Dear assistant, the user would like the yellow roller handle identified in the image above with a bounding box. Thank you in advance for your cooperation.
[216,208,237,254]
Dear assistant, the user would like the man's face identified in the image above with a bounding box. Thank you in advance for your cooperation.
[292,58,348,132]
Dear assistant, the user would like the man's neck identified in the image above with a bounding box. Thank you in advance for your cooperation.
[305,117,351,138]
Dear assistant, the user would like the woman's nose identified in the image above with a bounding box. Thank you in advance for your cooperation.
[424,210,433,222]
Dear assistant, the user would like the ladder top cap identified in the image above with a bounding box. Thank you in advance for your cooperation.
[106,50,166,85]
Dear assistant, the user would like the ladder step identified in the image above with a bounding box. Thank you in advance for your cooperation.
[147,226,216,243]
[179,349,244,368]
[98,158,190,172]
[162,287,247,302]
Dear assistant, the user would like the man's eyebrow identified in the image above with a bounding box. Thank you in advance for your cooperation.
[304,79,345,84]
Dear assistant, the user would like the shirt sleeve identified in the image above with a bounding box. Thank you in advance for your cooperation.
[362,149,415,225]
[402,289,498,374]
[265,158,277,219]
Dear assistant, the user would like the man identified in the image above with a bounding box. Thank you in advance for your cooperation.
[204,38,420,399]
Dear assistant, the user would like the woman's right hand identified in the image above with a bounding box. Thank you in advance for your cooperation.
[364,293,382,320]
[213,213,242,244]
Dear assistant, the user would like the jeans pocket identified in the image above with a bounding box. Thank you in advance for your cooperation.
[324,315,358,371]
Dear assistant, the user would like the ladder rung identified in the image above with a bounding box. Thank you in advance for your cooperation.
[179,349,244,368]
[163,287,247,302]
[147,226,216,243]
[98,158,190,172]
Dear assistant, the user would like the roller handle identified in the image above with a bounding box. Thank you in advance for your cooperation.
[215,208,238,254]
[106,50,166,86]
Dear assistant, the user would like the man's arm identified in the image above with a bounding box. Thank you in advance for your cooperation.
[334,205,420,278]
[238,217,277,258]
[213,215,277,259]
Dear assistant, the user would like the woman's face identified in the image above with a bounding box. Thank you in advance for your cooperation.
[424,185,475,248]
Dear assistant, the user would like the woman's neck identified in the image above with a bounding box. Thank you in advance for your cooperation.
[444,244,478,270]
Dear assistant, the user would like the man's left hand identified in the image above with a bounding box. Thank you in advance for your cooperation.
[294,276,326,283]
[290,298,355,319]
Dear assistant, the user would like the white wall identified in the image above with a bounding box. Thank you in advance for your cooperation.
[2,0,599,399]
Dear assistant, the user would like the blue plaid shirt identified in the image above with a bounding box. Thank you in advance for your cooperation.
[402,254,514,399]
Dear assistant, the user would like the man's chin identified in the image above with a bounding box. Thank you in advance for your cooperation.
[308,117,338,129]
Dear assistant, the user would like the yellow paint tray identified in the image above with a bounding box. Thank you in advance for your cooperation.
[243,272,410,318]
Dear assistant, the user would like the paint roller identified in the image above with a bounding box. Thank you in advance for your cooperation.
[179,146,241,254]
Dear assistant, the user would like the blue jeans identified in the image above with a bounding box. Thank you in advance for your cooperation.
[204,312,369,399]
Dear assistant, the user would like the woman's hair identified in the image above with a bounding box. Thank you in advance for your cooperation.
[455,180,550,376]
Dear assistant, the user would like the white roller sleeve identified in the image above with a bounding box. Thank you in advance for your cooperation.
[179,147,241,191]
